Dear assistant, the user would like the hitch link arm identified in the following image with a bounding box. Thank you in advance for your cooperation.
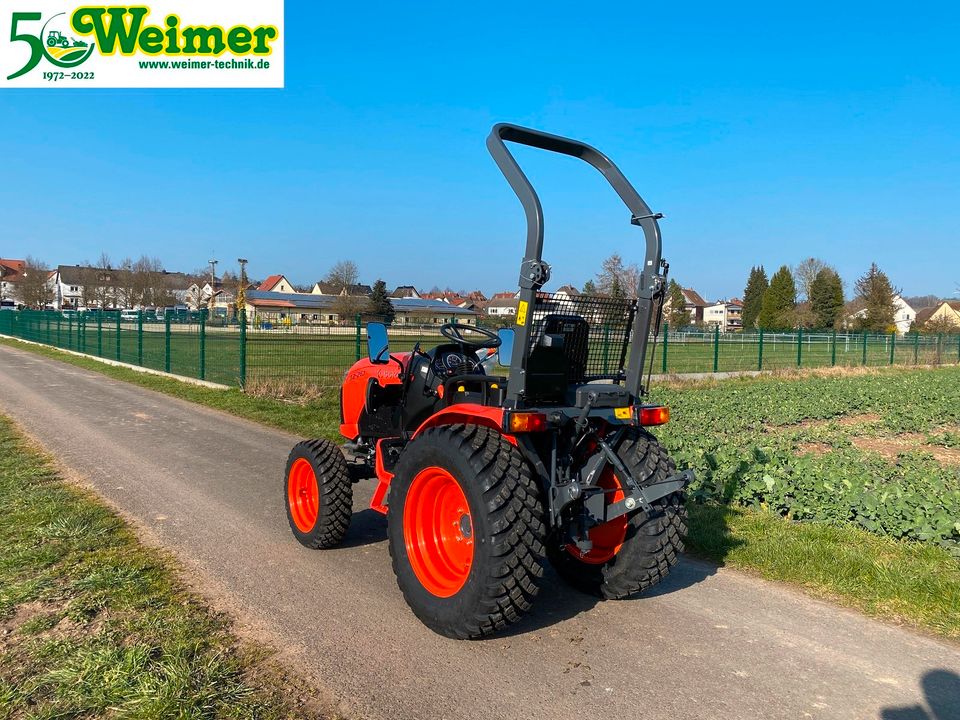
[594,435,693,518]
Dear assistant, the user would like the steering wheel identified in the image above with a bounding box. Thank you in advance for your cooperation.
[440,322,501,349]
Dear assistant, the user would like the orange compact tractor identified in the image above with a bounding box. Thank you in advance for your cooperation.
[284,124,692,638]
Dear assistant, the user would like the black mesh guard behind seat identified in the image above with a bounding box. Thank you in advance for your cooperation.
[525,314,590,404]
[524,292,639,404]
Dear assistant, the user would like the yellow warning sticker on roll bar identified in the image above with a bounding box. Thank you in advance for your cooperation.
[516,300,528,326]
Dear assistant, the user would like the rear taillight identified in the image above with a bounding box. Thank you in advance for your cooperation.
[638,405,670,426]
[506,412,548,433]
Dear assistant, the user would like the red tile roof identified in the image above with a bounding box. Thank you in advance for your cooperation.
[0,259,25,279]
[248,297,297,308]
[258,274,284,291]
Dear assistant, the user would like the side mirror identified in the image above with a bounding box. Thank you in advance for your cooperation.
[367,322,390,363]
[497,328,515,366]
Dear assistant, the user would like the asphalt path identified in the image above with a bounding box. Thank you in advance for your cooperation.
[1,343,958,720]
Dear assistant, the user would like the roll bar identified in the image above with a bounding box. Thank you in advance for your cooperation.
[486,123,666,401]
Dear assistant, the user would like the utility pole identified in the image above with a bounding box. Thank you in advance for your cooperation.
[207,257,218,312]
[236,258,248,316]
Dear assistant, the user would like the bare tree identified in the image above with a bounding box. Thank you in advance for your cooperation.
[115,257,138,308]
[18,257,54,309]
[325,260,359,291]
[793,257,832,302]
[594,253,641,298]
[332,294,370,324]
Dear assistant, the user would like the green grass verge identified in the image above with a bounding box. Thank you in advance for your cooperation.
[687,504,960,639]
[0,411,330,719]
[2,337,958,642]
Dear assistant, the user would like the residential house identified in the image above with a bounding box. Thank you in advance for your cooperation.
[913,301,960,332]
[390,285,421,299]
[258,274,298,293]
[555,285,581,300]
[311,281,373,297]
[49,264,197,310]
[844,295,916,334]
[663,287,709,325]
[703,298,744,332]
[486,296,518,317]
[0,259,25,306]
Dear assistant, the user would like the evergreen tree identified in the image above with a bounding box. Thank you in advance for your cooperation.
[582,279,598,295]
[758,265,796,330]
[809,268,844,329]
[610,275,626,300]
[854,263,897,332]
[666,280,690,329]
[742,266,768,330]
[369,279,395,322]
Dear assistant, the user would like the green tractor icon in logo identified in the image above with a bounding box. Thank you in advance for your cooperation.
[46,30,88,49]
[41,14,94,66]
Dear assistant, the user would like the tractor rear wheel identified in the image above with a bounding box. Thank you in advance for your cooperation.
[284,439,352,549]
[387,424,547,639]
[548,428,687,599]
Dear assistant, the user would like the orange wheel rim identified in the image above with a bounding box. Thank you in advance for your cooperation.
[403,466,474,597]
[567,466,628,565]
[288,458,319,533]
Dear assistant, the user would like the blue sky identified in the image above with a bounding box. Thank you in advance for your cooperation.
[2,1,958,300]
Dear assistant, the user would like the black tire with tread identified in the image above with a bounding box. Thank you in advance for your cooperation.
[284,439,353,549]
[547,428,687,599]
[387,424,547,639]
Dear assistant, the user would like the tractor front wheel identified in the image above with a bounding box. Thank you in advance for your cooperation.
[284,439,352,548]
[548,428,687,599]
[388,424,547,639]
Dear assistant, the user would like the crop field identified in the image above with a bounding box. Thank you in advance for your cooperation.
[655,366,960,556]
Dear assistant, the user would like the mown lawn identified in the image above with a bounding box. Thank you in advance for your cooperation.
[2,337,959,641]
[0,412,330,719]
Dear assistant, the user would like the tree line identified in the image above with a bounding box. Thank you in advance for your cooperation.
[740,259,901,332]
[579,253,944,334]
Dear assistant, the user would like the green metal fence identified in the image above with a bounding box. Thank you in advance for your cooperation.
[1,309,958,390]
[0,309,243,387]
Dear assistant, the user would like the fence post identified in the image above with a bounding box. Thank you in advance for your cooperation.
[713,325,720,373]
[199,309,206,381]
[115,311,121,361]
[758,328,764,371]
[56,313,61,346]
[97,312,103,357]
[354,313,362,361]
[914,332,920,364]
[861,331,868,366]
[164,313,171,373]
[661,322,668,373]
[831,330,837,366]
[137,310,143,366]
[239,309,247,388]
[889,331,896,365]
[67,315,73,350]
[937,333,944,365]
[957,334,960,364]
[601,325,611,373]
[796,327,803,367]
[45,312,51,345]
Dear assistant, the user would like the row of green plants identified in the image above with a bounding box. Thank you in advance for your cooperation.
[655,367,960,556]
